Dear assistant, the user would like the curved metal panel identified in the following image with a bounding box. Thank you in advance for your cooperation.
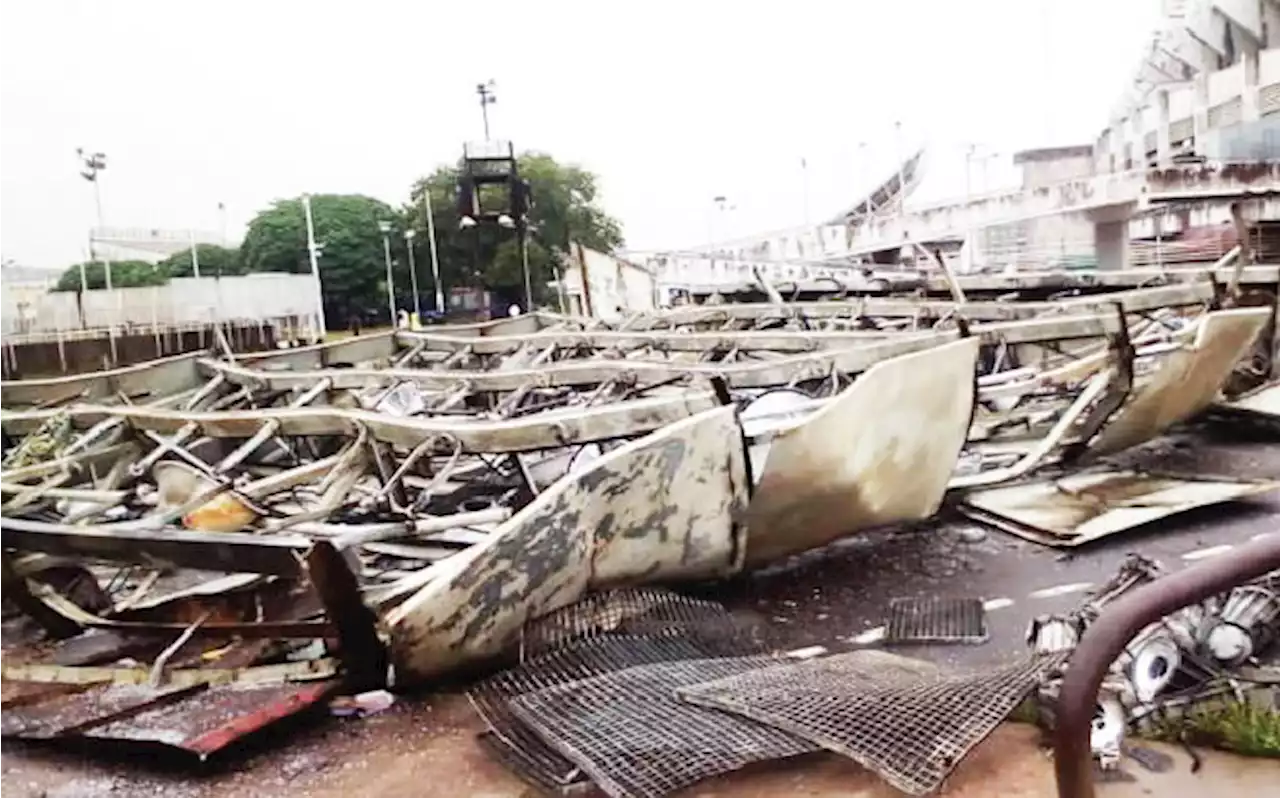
[386,405,749,684]
[1088,307,1270,456]
[742,337,980,566]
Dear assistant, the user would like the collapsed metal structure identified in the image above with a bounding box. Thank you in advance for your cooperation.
[3,264,1280,762]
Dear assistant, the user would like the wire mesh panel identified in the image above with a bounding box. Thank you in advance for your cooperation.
[884,597,989,644]
[469,589,762,794]
[678,651,1068,796]
[470,635,735,794]
[519,587,757,659]
[508,657,817,798]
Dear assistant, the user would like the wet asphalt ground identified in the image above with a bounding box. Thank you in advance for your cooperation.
[714,426,1280,669]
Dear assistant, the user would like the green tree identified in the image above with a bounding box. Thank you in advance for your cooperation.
[52,260,167,291]
[403,152,624,309]
[240,194,399,319]
[158,244,245,278]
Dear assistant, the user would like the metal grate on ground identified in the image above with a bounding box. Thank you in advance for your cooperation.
[508,656,818,798]
[469,589,763,794]
[677,651,1068,796]
[884,596,989,644]
[470,635,737,794]
[518,586,757,659]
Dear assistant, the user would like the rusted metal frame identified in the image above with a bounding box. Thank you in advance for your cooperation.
[2,392,723,455]
[372,433,462,513]
[326,506,510,549]
[1,516,312,574]
[127,386,253,477]
[636,283,1217,330]
[1054,535,1280,798]
[306,539,387,690]
[0,553,84,638]
[1058,303,1137,465]
[1,442,138,485]
[1,657,340,689]
[215,378,331,474]
[0,351,207,409]
[186,313,1125,396]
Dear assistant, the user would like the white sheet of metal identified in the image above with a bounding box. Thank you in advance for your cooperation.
[1088,307,1271,457]
[741,337,980,566]
[960,469,1278,547]
[385,405,749,684]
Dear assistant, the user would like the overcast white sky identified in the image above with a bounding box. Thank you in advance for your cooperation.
[1,0,1162,269]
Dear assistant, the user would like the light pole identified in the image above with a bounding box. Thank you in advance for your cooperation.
[301,193,327,340]
[422,187,444,314]
[894,121,906,224]
[476,80,497,140]
[76,147,110,291]
[404,228,422,323]
[801,157,810,227]
[497,213,532,312]
[858,142,874,218]
[378,221,396,326]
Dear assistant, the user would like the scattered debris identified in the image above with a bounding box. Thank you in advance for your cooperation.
[1027,556,1280,769]
[2,273,1279,783]
[329,689,395,717]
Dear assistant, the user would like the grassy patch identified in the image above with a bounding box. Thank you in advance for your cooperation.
[1150,699,1280,758]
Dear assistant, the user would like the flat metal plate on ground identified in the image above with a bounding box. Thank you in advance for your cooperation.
[677,651,1066,796]
[884,597,989,644]
[958,469,1279,547]
[1,679,339,758]
[508,657,816,798]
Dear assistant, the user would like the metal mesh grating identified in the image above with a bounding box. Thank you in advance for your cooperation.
[519,587,756,659]
[678,651,1068,796]
[508,657,818,798]
[470,635,737,794]
[885,597,989,644]
[469,589,762,794]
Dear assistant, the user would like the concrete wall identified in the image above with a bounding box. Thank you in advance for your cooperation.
[1015,146,1097,188]
[562,245,659,321]
[1,323,275,380]
[2,273,320,335]
[1097,1,1280,171]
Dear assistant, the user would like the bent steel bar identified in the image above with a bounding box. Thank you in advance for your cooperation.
[0,392,722,453]
[1053,534,1280,798]
[637,282,1216,329]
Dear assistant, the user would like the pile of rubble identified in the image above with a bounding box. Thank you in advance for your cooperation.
[1028,554,1280,769]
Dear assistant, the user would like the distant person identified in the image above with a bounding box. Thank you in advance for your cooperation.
[348,312,362,337]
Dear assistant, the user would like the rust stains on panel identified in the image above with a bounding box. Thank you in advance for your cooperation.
[384,406,748,685]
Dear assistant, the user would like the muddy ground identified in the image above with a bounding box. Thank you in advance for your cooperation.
[4,423,1280,797]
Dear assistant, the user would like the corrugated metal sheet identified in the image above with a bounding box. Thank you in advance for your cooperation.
[1,679,340,759]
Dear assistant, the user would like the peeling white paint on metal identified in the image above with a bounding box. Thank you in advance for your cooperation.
[742,337,980,566]
[961,469,1279,547]
[384,405,749,685]
[1088,307,1271,457]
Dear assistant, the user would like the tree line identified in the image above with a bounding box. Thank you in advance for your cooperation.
[54,152,625,320]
